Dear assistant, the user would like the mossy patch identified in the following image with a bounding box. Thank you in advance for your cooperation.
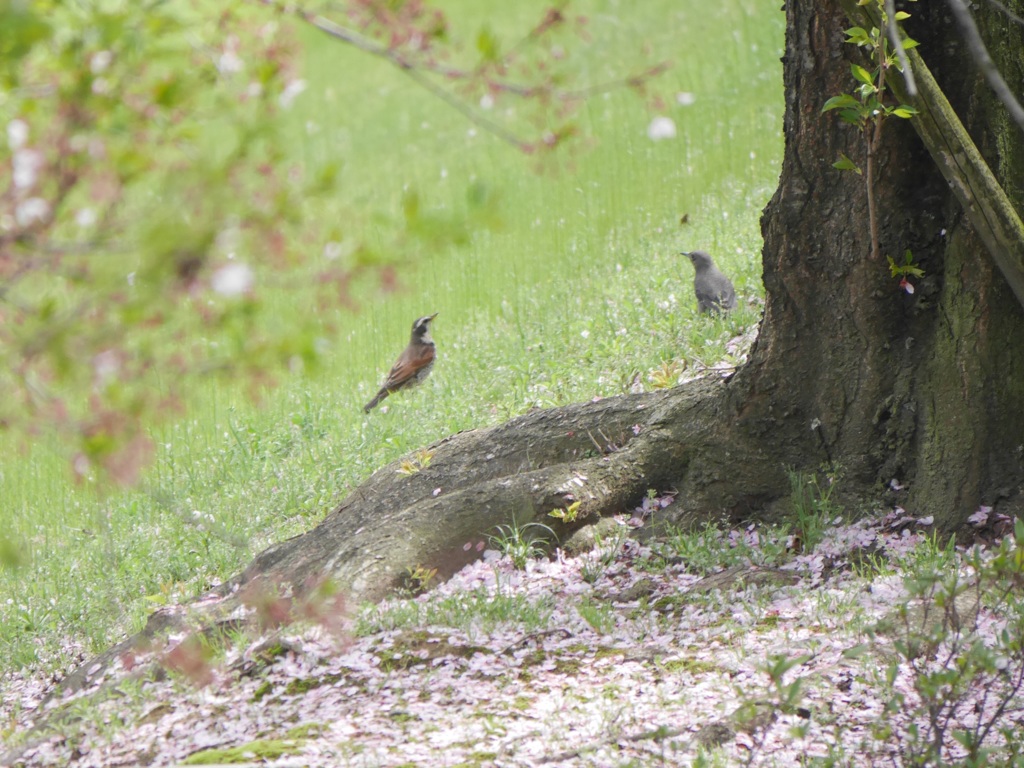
[652,594,690,613]
[285,722,326,739]
[515,646,549,670]
[283,670,347,696]
[660,657,721,676]
[461,753,500,766]
[553,657,583,675]
[375,629,491,672]
[182,738,304,764]
[562,517,624,556]
[251,680,273,702]
[598,645,625,658]
[388,710,420,723]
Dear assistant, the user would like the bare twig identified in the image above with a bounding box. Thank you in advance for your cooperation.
[393,64,536,152]
[251,0,668,151]
[946,0,1024,136]
[254,1,528,150]
[585,429,605,456]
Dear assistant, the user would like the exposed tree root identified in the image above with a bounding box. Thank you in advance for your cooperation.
[49,377,786,703]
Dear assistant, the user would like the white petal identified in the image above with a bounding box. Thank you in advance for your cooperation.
[647,116,677,141]
[211,262,254,296]
[15,197,49,226]
[7,119,28,150]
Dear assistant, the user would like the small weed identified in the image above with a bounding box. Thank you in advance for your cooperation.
[888,529,958,573]
[579,554,605,585]
[660,520,795,580]
[594,524,630,565]
[397,448,435,476]
[577,598,617,635]
[648,359,684,389]
[548,500,582,523]
[488,520,556,570]
[580,523,631,584]
[634,552,669,573]
[850,549,896,579]
[863,522,1024,765]
[661,657,720,676]
[356,587,554,639]
[402,564,439,594]
[788,465,843,552]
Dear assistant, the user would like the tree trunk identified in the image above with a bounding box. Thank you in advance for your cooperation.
[22,0,1024,721]
[737,0,1024,530]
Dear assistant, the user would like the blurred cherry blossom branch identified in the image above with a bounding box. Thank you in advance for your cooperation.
[253,0,669,152]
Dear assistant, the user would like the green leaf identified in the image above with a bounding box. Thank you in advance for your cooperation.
[851,64,874,86]
[842,643,871,659]
[832,153,862,174]
[0,5,53,63]
[152,77,184,108]
[844,26,870,46]
[894,11,911,21]
[476,25,500,62]
[402,189,420,222]
[839,108,865,126]
[892,106,918,119]
[902,37,920,50]
[860,86,880,105]
[889,250,925,278]
[821,94,859,112]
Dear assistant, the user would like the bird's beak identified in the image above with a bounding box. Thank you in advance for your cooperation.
[428,312,438,320]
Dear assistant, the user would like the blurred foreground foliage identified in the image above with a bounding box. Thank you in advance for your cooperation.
[1,0,336,483]
[2,0,655,483]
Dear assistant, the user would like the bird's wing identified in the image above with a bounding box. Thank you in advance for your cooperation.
[383,345,435,389]
[694,285,718,306]
[723,283,737,307]
[697,271,736,308]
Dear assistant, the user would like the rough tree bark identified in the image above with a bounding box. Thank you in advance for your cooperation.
[737,0,1024,528]
[26,0,1024,716]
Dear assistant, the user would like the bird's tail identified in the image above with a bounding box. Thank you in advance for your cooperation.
[363,388,389,413]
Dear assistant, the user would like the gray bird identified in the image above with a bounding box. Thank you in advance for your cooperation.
[682,250,737,314]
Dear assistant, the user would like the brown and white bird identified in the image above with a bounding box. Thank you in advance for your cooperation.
[683,250,737,314]
[363,313,438,413]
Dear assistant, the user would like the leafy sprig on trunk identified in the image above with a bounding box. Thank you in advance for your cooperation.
[822,0,921,288]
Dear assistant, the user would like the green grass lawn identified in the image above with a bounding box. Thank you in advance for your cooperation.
[0,0,784,682]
